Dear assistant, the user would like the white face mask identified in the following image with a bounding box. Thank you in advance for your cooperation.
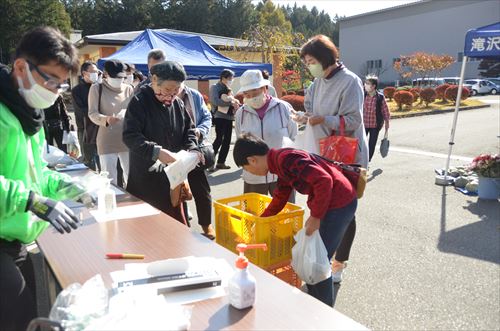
[226,79,233,86]
[125,74,134,85]
[88,72,98,83]
[17,62,59,109]
[308,63,325,78]
[107,77,124,89]
[244,93,266,109]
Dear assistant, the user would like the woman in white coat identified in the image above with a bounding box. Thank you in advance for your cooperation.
[234,70,298,198]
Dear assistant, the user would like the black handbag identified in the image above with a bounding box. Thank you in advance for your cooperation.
[199,139,215,170]
[83,84,101,144]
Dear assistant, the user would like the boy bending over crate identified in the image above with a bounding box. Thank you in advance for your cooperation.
[233,133,357,307]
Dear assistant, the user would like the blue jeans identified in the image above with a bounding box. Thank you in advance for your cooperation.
[306,198,357,307]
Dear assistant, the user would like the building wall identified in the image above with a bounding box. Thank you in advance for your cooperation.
[339,0,500,85]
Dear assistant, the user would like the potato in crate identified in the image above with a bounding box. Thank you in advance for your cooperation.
[214,193,304,268]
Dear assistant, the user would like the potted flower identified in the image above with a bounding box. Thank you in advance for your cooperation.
[468,154,500,199]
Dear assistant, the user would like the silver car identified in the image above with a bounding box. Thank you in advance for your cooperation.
[464,79,498,95]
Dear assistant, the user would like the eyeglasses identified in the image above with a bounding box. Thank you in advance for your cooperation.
[27,60,69,92]
[155,87,181,100]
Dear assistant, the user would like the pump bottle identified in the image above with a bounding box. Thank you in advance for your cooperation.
[98,172,116,214]
[228,243,267,309]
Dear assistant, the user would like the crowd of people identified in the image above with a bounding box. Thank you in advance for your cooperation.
[0,26,391,329]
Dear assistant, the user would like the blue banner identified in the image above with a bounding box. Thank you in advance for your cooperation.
[464,22,500,58]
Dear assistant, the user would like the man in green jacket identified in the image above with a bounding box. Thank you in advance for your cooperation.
[0,27,86,330]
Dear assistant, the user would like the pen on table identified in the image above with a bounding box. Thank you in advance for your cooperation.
[106,253,145,259]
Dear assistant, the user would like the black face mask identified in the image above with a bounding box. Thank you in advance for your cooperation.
[0,64,44,136]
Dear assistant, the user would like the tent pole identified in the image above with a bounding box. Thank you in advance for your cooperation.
[436,56,468,186]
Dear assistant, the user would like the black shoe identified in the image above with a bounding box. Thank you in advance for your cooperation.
[216,163,230,170]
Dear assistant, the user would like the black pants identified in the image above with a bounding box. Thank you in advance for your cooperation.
[365,127,381,162]
[187,167,212,226]
[45,126,67,153]
[0,240,37,331]
[212,118,233,165]
[335,216,356,262]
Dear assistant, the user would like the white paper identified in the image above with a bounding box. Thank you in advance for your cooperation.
[89,203,160,223]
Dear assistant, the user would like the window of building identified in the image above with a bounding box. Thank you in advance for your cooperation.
[366,59,382,69]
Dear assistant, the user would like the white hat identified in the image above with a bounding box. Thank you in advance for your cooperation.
[237,70,270,94]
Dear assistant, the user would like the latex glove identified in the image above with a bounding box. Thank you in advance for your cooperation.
[27,191,79,234]
[305,216,321,236]
[148,159,167,173]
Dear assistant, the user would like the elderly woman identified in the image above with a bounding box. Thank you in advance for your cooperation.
[298,35,369,284]
[235,69,297,197]
[123,61,198,224]
[88,60,133,187]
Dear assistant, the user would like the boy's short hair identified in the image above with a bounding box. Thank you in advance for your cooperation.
[233,133,269,167]
[16,26,79,72]
[365,74,379,88]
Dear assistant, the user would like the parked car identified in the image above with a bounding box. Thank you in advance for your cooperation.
[412,77,445,87]
[441,77,473,90]
[486,78,500,87]
[464,79,498,95]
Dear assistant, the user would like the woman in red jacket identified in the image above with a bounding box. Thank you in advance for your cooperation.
[233,133,357,307]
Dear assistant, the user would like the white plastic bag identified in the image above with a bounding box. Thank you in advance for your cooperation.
[291,228,331,285]
[288,124,319,154]
[49,274,109,331]
[62,131,81,158]
[302,124,319,154]
[62,131,79,144]
[164,150,200,189]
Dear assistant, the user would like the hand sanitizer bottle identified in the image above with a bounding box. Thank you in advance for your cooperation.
[228,243,267,310]
[98,172,116,214]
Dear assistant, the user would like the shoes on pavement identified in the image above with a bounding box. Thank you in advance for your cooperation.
[201,224,216,240]
[216,163,231,170]
[332,260,346,283]
[207,165,217,172]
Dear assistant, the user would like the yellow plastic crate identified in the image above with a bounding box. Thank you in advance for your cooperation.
[214,193,304,268]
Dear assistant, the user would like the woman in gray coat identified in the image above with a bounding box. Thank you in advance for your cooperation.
[298,34,369,286]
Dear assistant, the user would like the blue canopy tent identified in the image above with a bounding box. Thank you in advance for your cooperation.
[436,22,500,185]
[97,29,272,80]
